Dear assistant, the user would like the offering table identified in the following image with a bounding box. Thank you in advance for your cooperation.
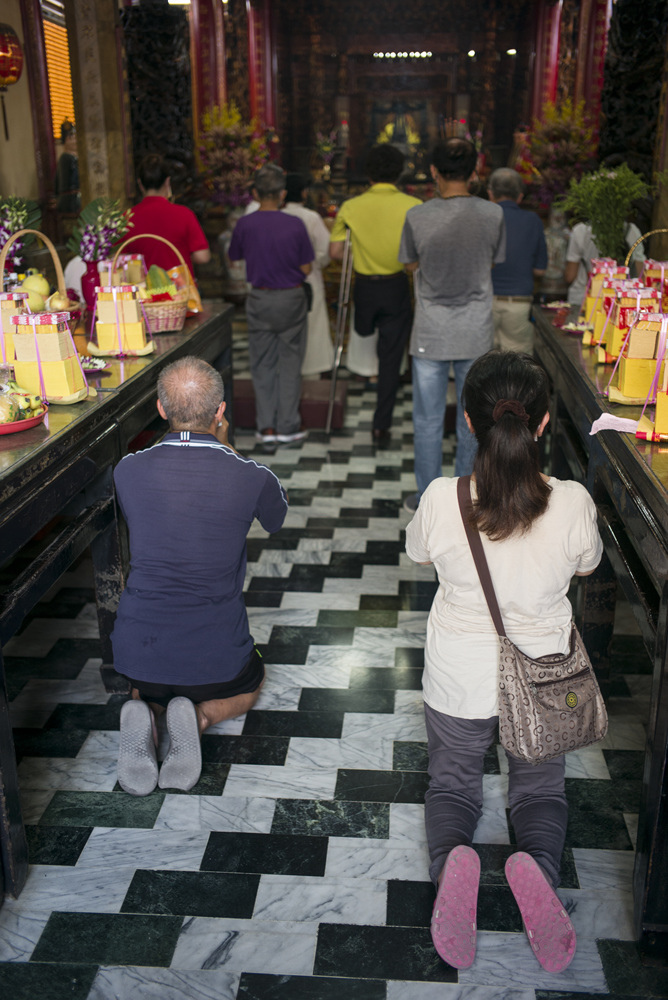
[533,306,667,963]
[0,301,233,901]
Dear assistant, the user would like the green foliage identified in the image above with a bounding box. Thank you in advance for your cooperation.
[67,198,132,262]
[558,164,648,260]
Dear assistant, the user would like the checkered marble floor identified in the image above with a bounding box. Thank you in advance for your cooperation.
[1,319,667,1000]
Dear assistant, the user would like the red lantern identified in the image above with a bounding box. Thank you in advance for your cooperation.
[0,24,24,141]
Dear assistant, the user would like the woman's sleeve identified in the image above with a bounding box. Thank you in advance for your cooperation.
[575,492,604,574]
[405,503,431,564]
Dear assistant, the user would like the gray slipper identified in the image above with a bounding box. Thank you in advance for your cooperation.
[158,697,202,791]
[118,700,158,796]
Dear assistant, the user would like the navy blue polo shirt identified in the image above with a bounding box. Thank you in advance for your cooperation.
[111,431,288,686]
[491,200,548,297]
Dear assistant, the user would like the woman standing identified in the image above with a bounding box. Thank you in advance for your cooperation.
[406,351,603,973]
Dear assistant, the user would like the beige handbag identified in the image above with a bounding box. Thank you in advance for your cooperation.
[457,476,608,765]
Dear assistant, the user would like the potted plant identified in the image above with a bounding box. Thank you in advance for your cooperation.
[0,197,42,272]
[517,100,598,212]
[558,164,649,262]
[198,102,275,210]
[67,198,133,311]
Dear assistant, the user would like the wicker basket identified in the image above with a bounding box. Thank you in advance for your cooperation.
[111,234,189,333]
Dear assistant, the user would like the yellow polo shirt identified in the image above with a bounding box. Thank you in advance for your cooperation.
[330,184,422,275]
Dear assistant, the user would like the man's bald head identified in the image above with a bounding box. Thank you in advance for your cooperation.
[157,356,224,431]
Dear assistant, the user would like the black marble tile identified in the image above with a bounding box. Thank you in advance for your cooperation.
[28,587,97,620]
[334,769,429,804]
[358,596,406,612]
[243,710,344,738]
[385,878,520,932]
[271,799,390,838]
[467,843,579,889]
[237,973,386,999]
[599,677,633,699]
[0,962,98,1000]
[244,591,283,607]
[393,741,428,771]
[26,824,92,866]
[344,473,375,488]
[350,666,421,690]
[327,451,359,464]
[330,550,397,569]
[39,790,165,829]
[201,734,289,765]
[366,541,406,560]
[4,637,102,693]
[306,517,369,529]
[31,911,182,966]
[318,610,399,628]
[563,779,634,851]
[298,689,395,714]
[247,575,324,593]
[535,994,645,1000]
[597,939,668,997]
[270,624,355,647]
[314,924,457,982]
[44,702,121,731]
[602,749,644,781]
[201,831,328,876]
[340,501,400,519]
[295,458,325,471]
[11,727,89,759]
[399,580,438,599]
[287,487,344,505]
[609,635,653,674]
[247,539,298,561]
[121,869,260,917]
[373,466,402,481]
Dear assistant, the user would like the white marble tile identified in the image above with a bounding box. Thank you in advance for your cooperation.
[76,829,209,871]
[473,775,511,844]
[3,617,100,656]
[559,886,635,940]
[305,645,394,669]
[353,626,426,653]
[563,747,611,779]
[252,874,386,924]
[78,730,121,755]
[343,710,427,743]
[571,848,635,890]
[253,683,301,711]
[223,764,337,800]
[18,787,55,824]
[457,929,607,991]
[153,794,276,833]
[598,721,647,751]
[279,592,360,610]
[89,967,239,1000]
[397,610,430,630]
[256,550,330,566]
[170,917,317,975]
[204,716,246,735]
[389,803,428,848]
[286,735,394,771]
[244,562,292,582]
[9,663,109,713]
[266,662,351,690]
[1,864,136,913]
[624,812,639,850]
[387,984,535,1000]
[16,755,118,792]
[325,837,430,881]
[332,526,404,543]
[246,608,318,639]
[0,908,51,961]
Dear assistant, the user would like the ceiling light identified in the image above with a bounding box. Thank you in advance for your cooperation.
[468,49,475,57]
[507,48,517,55]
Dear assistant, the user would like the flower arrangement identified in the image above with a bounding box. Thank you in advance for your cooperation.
[198,102,275,208]
[67,198,132,262]
[0,197,41,269]
[518,100,598,209]
[557,164,649,261]
[314,129,338,165]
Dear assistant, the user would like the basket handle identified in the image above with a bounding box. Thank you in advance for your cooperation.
[111,233,189,275]
[0,228,67,296]
[625,228,668,267]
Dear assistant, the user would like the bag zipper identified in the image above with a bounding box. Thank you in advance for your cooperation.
[529,665,591,689]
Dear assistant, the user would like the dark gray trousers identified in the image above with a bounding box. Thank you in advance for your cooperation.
[424,704,568,888]
[246,287,308,435]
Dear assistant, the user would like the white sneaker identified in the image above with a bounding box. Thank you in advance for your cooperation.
[276,430,308,444]
[255,429,277,443]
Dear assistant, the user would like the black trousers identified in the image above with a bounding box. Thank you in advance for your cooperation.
[353,271,412,431]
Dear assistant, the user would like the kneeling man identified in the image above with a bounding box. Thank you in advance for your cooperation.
[112,356,288,795]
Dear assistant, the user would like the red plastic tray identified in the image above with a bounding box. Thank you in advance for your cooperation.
[0,408,47,435]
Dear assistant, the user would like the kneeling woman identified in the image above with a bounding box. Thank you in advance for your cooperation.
[406,350,603,973]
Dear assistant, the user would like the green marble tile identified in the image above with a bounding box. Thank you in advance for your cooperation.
[393,741,428,772]
[39,790,165,829]
[316,609,399,628]
[334,768,429,803]
[121,869,260,917]
[563,779,633,851]
[271,799,390,838]
[12,727,89,759]
[0,961,98,1000]
[385,879,523,933]
[44,703,121,731]
[31,912,182,967]
[26,824,92,866]
[201,734,288,765]
[314,923,456,982]
[238,973,386,999]
[602,749,645,781]
[473,844,579,889]
[597,939,668,997]
[350,666,422,691]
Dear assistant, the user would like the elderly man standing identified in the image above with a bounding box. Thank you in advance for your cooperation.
[330,145,421,444]
[228,163,314,448]
[399,138,505,511]
[488,168,547,353]
[112,357,288,796]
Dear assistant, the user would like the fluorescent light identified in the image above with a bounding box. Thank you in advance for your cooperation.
[468,50,475,57]
[507,48,517,55]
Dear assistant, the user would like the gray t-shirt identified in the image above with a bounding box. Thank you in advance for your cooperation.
[399,196,506,360]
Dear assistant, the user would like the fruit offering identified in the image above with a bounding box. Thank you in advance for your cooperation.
[137,264,178,302]
[0,379,44,423]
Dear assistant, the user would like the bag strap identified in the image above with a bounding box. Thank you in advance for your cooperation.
[456,476,507,638]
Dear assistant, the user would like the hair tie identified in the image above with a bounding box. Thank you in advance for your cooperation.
[492,399,529,424]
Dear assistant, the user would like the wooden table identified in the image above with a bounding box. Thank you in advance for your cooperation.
[0,301,234,901]
[533,306,667,963]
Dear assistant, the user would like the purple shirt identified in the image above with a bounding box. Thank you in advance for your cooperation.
[228,210,314,288]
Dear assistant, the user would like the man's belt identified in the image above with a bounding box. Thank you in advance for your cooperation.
[494,294,532,302]
[354,271,404,281]
[253,284,303,290]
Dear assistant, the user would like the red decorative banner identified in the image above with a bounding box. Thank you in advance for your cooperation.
[531,0,563,119]
[247,0,275,126]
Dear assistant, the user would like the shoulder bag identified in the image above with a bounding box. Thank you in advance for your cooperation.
[457,476,608,765]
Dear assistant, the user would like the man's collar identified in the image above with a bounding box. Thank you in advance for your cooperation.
[369,183,399,191]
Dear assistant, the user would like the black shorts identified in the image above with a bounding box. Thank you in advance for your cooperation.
[124,647,264,708]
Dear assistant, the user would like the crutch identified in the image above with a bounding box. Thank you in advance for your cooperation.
[325,229,353,434]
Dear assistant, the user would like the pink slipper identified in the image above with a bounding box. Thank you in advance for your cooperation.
[430,844,480,968]
[505,851,576,973]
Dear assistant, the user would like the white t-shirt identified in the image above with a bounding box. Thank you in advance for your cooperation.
[566,222,646,306]
[405,476,603,719]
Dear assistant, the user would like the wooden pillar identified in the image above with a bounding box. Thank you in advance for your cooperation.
[190,0,227,146]
[62,0,132,207]
[247,0,276,126]
[19,0,56,214]
[574,0,609,131]
[652,29,668,261]
[531,0,562,119]
[479,5,497,140]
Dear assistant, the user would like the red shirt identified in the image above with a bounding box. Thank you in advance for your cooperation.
[127,196,209,276]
